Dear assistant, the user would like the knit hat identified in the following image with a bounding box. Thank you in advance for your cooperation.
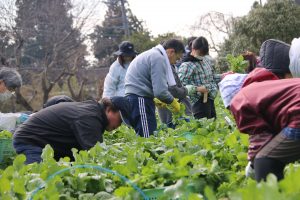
[289,37,300,78]
[218,74,248,108]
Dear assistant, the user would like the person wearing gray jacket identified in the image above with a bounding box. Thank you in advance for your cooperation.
[125,39,185,137]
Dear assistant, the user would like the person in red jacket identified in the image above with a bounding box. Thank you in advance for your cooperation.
[219,67,300,182]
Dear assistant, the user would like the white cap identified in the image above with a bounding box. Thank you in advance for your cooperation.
[218,73,248,108]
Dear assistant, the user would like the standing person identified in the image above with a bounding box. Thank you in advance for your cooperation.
[0,67,22,102]
[178,36,221,119]
[157,64,193,128]
[13,96,132,164]
[125,39,185,137]
[102,41,138,98]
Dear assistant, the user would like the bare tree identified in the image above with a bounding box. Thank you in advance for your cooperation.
[191,11,234,55]
[0,0,103,111]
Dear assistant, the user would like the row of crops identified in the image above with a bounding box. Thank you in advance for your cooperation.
[1,102,300,199]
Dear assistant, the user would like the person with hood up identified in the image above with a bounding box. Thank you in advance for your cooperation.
[219,39,299,182]
[102,41,138,98]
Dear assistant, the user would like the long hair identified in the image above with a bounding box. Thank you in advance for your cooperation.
[118,55,135,68]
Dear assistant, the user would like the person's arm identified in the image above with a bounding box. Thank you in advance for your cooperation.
[231,92,274,161]
[150,55,174,104]
[102,63,120,98]
[70,117,104,150]
[177,63,194,86]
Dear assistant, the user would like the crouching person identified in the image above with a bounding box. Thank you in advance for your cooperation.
[13,96,132,164]
[219,68,300,182]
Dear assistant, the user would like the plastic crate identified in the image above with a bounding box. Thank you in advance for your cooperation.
[143,188,165,200]
[0,138,15,163]
[143,185,194,200]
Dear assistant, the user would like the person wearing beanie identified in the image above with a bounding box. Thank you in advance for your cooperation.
[13,96,133,164]
[102,41,138,98]
[219,67,300,182]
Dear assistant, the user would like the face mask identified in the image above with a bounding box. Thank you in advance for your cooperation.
[0,91,12,102]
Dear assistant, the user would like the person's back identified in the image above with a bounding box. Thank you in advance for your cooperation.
[14,100,107,159]
[125,47,173,102]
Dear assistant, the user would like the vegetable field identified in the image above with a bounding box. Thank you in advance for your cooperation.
[1,101,300,200]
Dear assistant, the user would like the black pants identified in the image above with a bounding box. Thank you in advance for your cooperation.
[192,98,216,119]
[254,157,285,182]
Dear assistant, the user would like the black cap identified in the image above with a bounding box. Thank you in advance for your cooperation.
[43,95,74,108]
[113,41,138,57]
[110,96,132,126]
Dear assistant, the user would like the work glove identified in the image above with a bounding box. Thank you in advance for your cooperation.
[245,161,255,179]
[170,98,180,113]
[185,85,196,96]
[153,98,167,108]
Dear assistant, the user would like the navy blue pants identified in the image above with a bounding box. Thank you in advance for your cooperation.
[13,141,43,164]
[127,95,157,138]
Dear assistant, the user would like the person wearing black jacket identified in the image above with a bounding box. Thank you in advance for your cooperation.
[13,96,132,164]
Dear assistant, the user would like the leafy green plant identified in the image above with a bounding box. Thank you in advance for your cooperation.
[226,54,248,73]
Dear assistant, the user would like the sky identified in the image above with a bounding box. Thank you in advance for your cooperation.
[127,0,267,36]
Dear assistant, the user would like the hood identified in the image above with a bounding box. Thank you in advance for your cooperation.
[242,68,279,88]
[259,39,290,74]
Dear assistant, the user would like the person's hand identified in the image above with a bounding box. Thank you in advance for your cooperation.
[185,85,196,95]
[153,98,167,108]
[245,161,255,179]
[170,98,180,113]
[196,86,207,94]
[221,71,235,79]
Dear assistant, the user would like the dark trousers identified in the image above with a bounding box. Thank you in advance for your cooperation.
[192,98,216,119]
[127,94,157,138]
[13,141,43,164]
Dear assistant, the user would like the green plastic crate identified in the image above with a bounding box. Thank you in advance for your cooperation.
[143,185,194,200]
[143,188,165,200]
[0,138,15,163]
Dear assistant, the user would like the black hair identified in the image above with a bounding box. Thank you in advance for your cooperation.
[162,39,185,54]
[100,97,119,112]
[187,36,197,51]
[192,36,209,55]
[118,55,135,68]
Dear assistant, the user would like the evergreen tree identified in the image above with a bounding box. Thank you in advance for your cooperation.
[90,0,145,63]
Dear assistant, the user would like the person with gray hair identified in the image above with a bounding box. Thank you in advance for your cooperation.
[0,67,22,102]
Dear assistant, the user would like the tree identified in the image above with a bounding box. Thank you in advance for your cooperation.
[14,0,88,105]
[90,0,145,65]
[219,0,300,57]
[191,11,234,55]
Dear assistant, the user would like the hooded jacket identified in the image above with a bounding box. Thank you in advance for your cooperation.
[259,39,290,75]
[230,68,300,161]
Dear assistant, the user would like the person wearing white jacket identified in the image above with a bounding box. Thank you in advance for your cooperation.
[102,41,138,98]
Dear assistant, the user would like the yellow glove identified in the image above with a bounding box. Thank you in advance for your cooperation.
[170,98,180,113]
[153,98,167,108]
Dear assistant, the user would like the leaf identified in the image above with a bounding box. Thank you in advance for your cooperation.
[0,177,11,193]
